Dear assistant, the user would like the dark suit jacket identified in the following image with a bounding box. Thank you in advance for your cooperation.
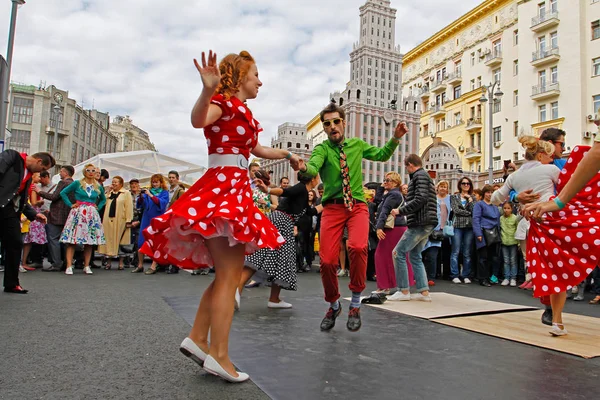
[38,177,75,225]
[0,149,37,220]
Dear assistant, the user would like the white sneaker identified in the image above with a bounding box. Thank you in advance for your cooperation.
[371,289,390,295]
[336,269,347,277]
[19,265,27,273]
[501,279,510,286]
[234,289,241,311]
[411,293,432,302]
[268,300,292,309]
[510,279,517,287]
[452,277,461,284]
[549,323,568,337]
[83,266,93,275]
[65,266,74,275]
[463,278,472,284]
[387,291,411,301]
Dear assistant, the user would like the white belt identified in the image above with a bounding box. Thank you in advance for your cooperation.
[208,154,249,169]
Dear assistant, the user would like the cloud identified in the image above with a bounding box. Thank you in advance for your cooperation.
[0,0,482,167]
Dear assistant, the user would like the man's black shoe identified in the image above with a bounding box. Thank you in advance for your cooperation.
[166,265,179,274]
[347,306,362,332]
[320,305,342,331]
[42,266,61,272]
[541,309,553,326]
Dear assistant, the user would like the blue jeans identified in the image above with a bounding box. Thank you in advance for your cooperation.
[392,225,434,292]
[502,245,518,280]
[422,246,440,281]
[450,227,474,279]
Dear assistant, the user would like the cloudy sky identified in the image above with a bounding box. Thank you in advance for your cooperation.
[0,0,482,166]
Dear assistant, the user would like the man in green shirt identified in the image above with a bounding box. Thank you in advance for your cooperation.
[299,102,408,332]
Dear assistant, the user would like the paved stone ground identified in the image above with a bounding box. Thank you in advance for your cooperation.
[1,261,599,400]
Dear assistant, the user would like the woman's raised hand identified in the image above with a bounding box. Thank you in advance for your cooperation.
[193,50,220,91]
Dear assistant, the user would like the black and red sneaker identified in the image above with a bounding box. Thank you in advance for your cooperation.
[320,305,342,331]
[347,306,362,332]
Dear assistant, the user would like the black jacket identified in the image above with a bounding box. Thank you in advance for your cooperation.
[398,167,438,228]
[375,187,407,230]
[0,150,37,220]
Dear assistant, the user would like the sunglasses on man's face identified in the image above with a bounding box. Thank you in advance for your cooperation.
[552,140,565,149]
[323,118,344,128]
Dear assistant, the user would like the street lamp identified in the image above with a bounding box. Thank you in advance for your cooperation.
[0,0,26,143]
[479,82,504,185]
[52,103,61,161]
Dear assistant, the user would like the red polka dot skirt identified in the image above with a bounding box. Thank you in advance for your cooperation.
[528,145,600,297]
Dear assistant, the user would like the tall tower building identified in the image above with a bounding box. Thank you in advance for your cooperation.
[331,0,420,183]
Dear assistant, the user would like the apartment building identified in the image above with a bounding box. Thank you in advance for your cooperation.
[401,0,600,187]
[110,115,157,153]
[7,83,119,172]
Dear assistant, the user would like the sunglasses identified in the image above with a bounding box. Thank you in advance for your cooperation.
[85,169,96,173]
[552,140,565,149]
[384,179,394,183]
[461,182,471,186]
[323,118,344,128]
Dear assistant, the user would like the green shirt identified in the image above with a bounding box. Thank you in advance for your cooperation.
[305,137,399,204]
[500,214,518,246]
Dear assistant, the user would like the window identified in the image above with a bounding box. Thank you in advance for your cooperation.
[550,0,557,12]
[551,101,559,119]
[454,112,462,125]
[470,79,475,91]
[551,66,558,83]
[454,85,462,99]
[550,31,558,48]
[492,39,502,56]
[538,2,546,17]
[593,20,600,40]
[513,60,519,76]
[455,60,462,74]
[296,143,301,149]
[513,29,519,45]
[594,95,600,113]
[539,70,547,87]
[493,99,501,113]
[49,106,64,129]
[11,97,33,124]
[476,76,482,88]
[493,126,502,142]
[539,105,547,122]
[471,52,475,66]
[8,129,31,153]
[71,143,77,163]
[513,152,519,161]
[493,156,502,171]
[594,57,600,76]
[86,149,90,159]
[73,113,80,137]
[513,121,519,137]
[493,68,501,83]
[538,36,546,51]
[514,90,518,106]
[79,145,84,163]
[86,121,91,144]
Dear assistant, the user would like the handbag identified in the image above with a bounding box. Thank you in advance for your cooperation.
[443,220,454,237]
[429,230,444,242]
[118,226,135,254]
[384,213,395,229]
[482,225,501,246]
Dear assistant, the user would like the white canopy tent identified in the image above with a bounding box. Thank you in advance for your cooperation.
[53,150,206,187]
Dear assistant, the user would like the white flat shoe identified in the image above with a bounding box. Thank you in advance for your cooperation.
[549,323,568,337]
[203,355,249,383]
[180,337,207,367]
[267,300,292,309]
[235,289,241,311]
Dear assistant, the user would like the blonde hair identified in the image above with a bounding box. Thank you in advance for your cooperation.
[518,135,555,161]
[385,171,402,188]
[80,163,101,193]
[436,180,449,190]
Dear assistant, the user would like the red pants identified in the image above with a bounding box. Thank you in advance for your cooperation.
[319,203,369,303]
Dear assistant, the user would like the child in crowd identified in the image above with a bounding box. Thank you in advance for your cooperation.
[500,202,519,287]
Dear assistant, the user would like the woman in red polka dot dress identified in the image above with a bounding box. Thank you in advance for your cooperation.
[495,138,600,336]
[140,50,303,383]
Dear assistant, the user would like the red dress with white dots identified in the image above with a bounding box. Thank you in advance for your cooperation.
[139,94,284,268]
[528,145,600,297]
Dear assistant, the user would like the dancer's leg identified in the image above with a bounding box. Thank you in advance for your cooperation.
[550,292,567,325]
[237,266,255,294]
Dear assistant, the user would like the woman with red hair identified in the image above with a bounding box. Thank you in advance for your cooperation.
[140,50,302,382]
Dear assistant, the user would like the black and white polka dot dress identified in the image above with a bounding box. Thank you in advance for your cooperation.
[244,209,303,291]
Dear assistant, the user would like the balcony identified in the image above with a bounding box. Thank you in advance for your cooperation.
[446,71,462,85]
[484,50,503,67]
[531,82,560,101]
[531,47,560,67]
[430,80,446,94]
[419,87,430,99]
[465,147,482,160]
[466,117,483,132]
[531,11,559,32]
[45,124,69,136]
[430,104,445,118]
